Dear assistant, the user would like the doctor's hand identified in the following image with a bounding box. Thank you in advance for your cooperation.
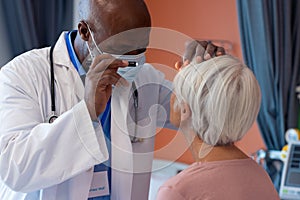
[84,54,128,121]
[175,40,226,70]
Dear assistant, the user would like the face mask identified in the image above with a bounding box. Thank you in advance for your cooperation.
[85,22,146,81]
[111,53,145,82]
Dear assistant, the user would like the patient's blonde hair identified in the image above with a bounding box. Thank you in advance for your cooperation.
[173,55,261,146]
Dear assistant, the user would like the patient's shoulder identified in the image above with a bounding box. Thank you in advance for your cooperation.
[157,159,280,200]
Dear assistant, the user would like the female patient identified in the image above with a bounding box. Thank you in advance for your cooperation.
[156,55,280,200]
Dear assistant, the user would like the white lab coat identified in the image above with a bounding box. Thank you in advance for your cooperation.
[0,32,173,200]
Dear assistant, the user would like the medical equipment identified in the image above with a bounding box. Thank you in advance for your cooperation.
[130,81,143,143]
[279,141,300,199]
[48,45,58,123]
[128,61,138,67]
[285,129,300,143]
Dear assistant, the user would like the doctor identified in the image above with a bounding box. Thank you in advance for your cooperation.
[0,0,224,199]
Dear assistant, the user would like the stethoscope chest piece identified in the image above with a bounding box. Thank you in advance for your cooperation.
[47,113,58,123]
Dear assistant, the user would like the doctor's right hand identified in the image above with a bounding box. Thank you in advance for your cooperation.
[84,54,128,121]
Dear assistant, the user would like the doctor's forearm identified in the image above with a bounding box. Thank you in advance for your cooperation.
[0,101,108,192]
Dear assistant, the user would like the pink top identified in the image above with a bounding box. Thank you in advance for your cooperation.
[156,158,280,200]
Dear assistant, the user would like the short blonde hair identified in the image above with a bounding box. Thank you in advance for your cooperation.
[173,55,261,145]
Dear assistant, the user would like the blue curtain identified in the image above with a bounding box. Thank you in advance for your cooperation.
[237,0,300,151]
[0,0,73,58]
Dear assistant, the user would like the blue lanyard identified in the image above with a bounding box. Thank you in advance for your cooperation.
[89,99,112,200]
[65,31,86,76]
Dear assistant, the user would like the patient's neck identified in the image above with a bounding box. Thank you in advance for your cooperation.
[189,133,249,163]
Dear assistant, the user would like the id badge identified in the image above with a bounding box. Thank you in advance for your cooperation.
[88,171,110,198]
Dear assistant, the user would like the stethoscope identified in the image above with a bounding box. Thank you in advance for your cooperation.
[130,81,143,143]
[48,45,143,143]
[48,45,58,123]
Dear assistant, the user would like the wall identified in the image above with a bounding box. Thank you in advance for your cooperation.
[144,0,266,164]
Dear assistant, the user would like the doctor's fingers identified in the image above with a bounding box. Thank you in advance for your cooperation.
[194,43,206,63]
[90,55,128,73]
[216,46,226,56]
[204,42,226,60]
[97,71,127,87]
[183,40,211,64]
[183,40,197,63]
[176,40,207,70]
[176,41,226,70]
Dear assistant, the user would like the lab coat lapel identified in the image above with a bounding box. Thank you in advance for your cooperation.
[111,83,133,200]
[52,32,85,111]
[72,74,85,103]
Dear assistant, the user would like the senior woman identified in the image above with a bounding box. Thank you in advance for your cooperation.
[156,55,280,200]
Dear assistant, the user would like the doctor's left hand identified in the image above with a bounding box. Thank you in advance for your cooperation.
[84,54,128,121]
[175,40,226,70]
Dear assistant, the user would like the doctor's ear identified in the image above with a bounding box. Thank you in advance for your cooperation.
[181,102,191,122]
[78,21,90,41]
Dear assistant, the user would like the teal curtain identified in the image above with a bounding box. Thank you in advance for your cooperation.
[0,0,73,57]
[237,0,300,151]
[237,0,300,190]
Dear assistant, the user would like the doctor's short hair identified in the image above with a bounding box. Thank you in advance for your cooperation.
[78,0,105,20]
[173,55,261,146]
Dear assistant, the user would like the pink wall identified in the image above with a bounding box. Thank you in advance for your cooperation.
[144,0,266,164]
[145,0,243,58]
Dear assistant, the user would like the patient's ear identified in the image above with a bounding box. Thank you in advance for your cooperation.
[181,102,191,122]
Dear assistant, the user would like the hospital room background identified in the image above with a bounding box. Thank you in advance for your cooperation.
[0,0,299,199]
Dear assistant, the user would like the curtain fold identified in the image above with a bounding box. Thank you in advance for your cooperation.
[0,0,73,57]
[237,0,300,151]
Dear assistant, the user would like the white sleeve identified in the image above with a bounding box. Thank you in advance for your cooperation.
[0,64,108,193]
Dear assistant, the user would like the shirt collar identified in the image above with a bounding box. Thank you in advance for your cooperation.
[65,30,86,76]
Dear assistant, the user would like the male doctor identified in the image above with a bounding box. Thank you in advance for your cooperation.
[0,0,224,199]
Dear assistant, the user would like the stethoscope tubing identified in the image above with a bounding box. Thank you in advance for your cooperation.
[50,45,56,113]
[48,45,58,123]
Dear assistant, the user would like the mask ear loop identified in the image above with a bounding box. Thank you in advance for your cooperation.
[85,22,103,54]
[86,42,94,59]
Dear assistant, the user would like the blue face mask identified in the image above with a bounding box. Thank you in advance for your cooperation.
[86,23,146,82]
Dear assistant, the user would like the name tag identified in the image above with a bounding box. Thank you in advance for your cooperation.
[88,171,110,198]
